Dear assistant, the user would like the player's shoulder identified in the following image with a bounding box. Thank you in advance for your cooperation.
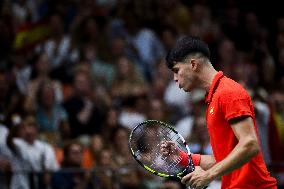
[217,76,250,100]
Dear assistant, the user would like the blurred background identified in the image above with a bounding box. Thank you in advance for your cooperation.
[0,0,283,188]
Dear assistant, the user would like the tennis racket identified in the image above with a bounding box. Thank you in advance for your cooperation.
[129,120,204,188]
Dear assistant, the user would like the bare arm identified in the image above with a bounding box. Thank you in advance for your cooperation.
[181,116,260,188]
[200,155,216,170]
[206,116,260,179]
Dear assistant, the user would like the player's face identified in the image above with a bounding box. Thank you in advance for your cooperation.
[172,61,196,92]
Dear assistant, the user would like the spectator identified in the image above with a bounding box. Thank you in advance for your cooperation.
[10,51,31,95]
[94,148,117,189]
[80,42,115,87]
[101,107,122,141]
[110,126,133,167]
[12,0,40,25]
[0,115,59,189]
[120,7,165,80]
[38,13,74,68]
[51,140,94,189]
[147,97,168,121]
[82,134,105,169]
[35,80,70,142]
[253,88,271,165]
[111,56,148,100]
[63,70,105,138]
[150,58,172,99]
[25,52,63,113]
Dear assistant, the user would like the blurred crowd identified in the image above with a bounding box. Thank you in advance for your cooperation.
[0,0,284,188]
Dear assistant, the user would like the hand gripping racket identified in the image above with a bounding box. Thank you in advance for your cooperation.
[129,120,207,188]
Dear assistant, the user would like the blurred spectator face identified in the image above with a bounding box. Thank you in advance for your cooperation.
[106,109,119,127]
[193,116,208,142]
[114,128,128,144]
[119,167,140,188]
[0,156,11,172]
[152,77,167,99]
[84,43,97,61]
[148,98,164,120]
[21,117,38,144]
[40,84,55,109]
[271,92,284,112]
[36,53,51,75]
[66,143,83,167]
[98,149,113,167]
[113,128,129,153]
[74,61,92,74]
[188,23,202,37]
[156,59,172,79]
[218,39,236,62]
[90,134,104,153]
[116,57,132,77]
[74,72,92,96]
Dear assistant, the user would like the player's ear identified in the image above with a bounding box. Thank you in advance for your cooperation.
[190,59,198,71]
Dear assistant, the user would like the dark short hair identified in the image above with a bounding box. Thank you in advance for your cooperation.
[165,36,210,69]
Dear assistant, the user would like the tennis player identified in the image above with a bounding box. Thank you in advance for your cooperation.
[164,36,277,189]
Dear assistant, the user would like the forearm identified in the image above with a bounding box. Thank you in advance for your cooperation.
[207,138,259,180]
[200,155,216,170]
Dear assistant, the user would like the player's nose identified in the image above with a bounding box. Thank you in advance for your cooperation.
[174,74,178,83]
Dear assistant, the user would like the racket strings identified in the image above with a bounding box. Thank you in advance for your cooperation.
[130,122,187,175]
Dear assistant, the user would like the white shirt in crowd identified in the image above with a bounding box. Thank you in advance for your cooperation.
[0,138,59,189]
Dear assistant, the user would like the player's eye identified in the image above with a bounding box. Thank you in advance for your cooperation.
[172,68,178,73]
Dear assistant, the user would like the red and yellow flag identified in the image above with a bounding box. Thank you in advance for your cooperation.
[13,20,51,52]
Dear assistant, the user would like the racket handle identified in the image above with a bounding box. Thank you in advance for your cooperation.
[186,186,208,189]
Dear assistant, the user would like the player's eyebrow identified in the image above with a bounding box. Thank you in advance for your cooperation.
[172,66,178,73]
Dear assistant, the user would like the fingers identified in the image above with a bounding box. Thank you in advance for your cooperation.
[160,141,177,156]
[181,167,209,189]
[161,141,175,147]
[160,141,170,156]
[182,174,199,189]
[181,172,193,185]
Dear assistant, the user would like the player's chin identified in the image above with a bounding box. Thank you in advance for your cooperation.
[183,88,190,92]
[183,87,192,92]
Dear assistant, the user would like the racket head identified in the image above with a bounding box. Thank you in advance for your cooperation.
[129,120,195,179]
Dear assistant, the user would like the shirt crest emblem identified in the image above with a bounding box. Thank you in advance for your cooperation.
[209,107,214,115]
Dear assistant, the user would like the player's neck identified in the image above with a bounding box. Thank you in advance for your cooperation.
[199,64,218,92]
